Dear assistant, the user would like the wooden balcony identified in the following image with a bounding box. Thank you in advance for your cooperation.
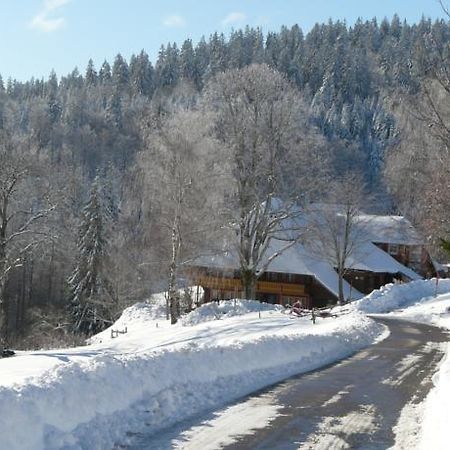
[195,275,305,296]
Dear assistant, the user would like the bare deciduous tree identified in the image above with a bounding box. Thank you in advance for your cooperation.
[205,64,328,299]
[138,108,223,323]
[0,132,55,348]
[303,176,369,304]
[385,13,450,258]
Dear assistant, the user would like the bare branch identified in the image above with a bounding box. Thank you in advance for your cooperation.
[439,0,450,18]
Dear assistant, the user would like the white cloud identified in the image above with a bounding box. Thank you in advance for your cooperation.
[30,0,71,33]
[222,12,247,26]
[163,15,186,28]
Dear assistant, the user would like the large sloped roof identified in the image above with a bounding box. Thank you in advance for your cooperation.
[346,241,421,280]
[357,215,424,245]
[194,239,364,300]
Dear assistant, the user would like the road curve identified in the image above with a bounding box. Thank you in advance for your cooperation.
[125,318,448,450]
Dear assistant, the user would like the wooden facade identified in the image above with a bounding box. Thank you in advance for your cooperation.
[189,267,314,308]
[373,243,436,278]
[343,270,396,295]
[187,266,344,309]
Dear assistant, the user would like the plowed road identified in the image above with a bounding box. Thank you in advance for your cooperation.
[128,318,448,449]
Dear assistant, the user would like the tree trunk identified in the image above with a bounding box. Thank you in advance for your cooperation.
[168,262,178,325]
[17,261,27,333]
[337,266,345,305]
[47,242,54,304]
[0,248,7,351]
[169,294,179,325]
[0,286,5,353]
[168,217,181,325]
[241,268,257,300]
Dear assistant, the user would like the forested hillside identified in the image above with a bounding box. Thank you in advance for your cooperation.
[0,16,449,347]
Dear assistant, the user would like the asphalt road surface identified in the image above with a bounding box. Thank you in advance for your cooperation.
[126,318,448,449]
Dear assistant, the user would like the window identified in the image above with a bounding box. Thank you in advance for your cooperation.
[409,246,422,263]
[267,272,277,281]
[388,244,399,255]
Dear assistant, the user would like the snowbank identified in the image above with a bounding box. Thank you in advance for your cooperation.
[355,279,450,450]
[354,278,450,314]
[419,339,450,450]
[0,300,382,450]
[181,299,283,326]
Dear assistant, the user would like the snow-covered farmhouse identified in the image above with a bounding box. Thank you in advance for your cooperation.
[344,215,437,294]
[188,212,436,308]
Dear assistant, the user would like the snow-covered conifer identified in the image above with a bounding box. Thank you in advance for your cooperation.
[68,176,115,335]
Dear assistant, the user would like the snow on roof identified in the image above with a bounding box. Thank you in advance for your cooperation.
[193,206,424,300]
[432,260,449,272]
[194,239,363,301]
[357,215,424,246]
[346,241,421,280]
[302,205,424,246]
[297,247,364,300]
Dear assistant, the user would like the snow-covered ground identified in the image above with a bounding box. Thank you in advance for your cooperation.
[355,279,450,450]
[0,295,382,450]
[1,280,449,450]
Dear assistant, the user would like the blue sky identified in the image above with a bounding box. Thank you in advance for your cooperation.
[1,0,448,81]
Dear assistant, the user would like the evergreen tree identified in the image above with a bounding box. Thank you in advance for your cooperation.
[112,53,129,91]
[180,39,197,81]
[229,29,246,68]
[129,50,154,96]
[207,32,227,76]
[99,60,112,84]
[194,37,209,88]
[45,70,58,98]
[441,239,450,258]
[66,67,84,90]
[160,43,180,87]
[250,27,265,64]
[105,91,123,128]
[85,59,98,86]
[68,176,115,335]
[46,70,61,123]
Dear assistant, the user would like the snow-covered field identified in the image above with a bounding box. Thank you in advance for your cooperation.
[355,279,450,450]
[0,296,382,450]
